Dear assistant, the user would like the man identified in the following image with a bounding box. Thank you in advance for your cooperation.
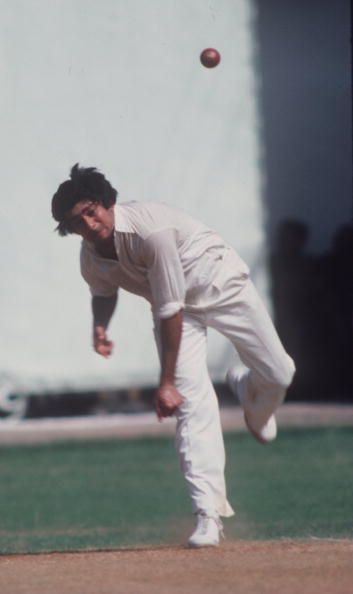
[52,164,295,547]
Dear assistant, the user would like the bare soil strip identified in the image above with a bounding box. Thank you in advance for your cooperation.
[0,403,352,445]
[0,540,352,594]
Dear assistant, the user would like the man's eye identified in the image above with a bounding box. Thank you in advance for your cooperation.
[71,218,84,230]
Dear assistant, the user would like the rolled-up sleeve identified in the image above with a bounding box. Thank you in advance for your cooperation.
[143,228,185,319]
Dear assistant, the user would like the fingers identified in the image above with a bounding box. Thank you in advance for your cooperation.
[157,404,175,418]
[155,401,163,422]
[155,396,172,422]
[155,398,170,421]
[155,385,183,421]
[94,334,114,358]
[96,344,113,358]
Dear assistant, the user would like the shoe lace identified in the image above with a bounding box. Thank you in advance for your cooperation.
[197,512,224,538]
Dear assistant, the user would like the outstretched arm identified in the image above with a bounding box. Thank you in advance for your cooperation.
[155,310,184,420]
[92,294,117,358]
[142,229,187,420]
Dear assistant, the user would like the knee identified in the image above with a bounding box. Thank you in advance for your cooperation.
[273,355,296,390]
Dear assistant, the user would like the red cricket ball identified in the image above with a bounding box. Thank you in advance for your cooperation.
[200,48,221,68]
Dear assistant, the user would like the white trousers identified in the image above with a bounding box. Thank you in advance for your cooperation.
[154,250,295,518]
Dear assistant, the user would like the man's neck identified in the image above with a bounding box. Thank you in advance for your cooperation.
[94,234,118,261]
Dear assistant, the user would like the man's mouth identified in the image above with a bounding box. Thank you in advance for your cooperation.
[88,227,112,243]
[87,229,102,241]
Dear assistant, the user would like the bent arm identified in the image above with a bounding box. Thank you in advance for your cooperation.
[142,229,186,418]
[92,294,117,357]
[155,310,184,420]
[92,294,117,329]
[159,310,183,384]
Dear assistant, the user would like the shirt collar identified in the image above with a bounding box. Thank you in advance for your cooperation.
[114,203,132,233]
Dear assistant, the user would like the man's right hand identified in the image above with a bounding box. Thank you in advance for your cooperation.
[93,326,114,358]
[155,382,183,421]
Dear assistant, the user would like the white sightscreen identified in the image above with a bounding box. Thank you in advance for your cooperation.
[0,0,265,394]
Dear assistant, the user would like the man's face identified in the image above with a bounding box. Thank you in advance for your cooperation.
[66,200,114,244]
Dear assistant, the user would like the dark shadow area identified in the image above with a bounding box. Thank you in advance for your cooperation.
[270,220,353,401]
[252,0,352,400]
[252,0,352,248]
[22,383,235,419]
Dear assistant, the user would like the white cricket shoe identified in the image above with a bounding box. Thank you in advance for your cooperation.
[226,367,277,444]
[188,512,224,548]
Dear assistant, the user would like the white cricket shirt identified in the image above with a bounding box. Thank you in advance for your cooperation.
[80,201,249,319]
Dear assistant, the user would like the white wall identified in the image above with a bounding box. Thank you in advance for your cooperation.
[0,0,264,392]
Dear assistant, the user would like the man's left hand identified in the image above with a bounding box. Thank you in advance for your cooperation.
[155,383,183,421]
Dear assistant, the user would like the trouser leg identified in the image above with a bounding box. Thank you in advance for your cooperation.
[208,279,295,429]
[154,312,234,518]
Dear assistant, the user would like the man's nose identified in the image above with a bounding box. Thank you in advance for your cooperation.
[82,215,97,230]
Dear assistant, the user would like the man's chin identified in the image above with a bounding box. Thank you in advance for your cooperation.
[92,230,114,245]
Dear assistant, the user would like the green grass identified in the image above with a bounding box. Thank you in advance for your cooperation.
[0,426,352,553]
[225,427,353,540]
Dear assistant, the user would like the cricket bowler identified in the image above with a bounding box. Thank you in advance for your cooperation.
[51,164,295,547]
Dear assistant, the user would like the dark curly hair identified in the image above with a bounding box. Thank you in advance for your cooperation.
[51,164,118,235]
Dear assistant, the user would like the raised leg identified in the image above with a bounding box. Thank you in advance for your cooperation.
[208,278,295,431]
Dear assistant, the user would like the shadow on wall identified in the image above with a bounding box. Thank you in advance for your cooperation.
[251,0,352,400]
[270,220,353,401]
[252,0,352,249]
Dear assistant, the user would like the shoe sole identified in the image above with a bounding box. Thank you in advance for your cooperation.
[244,413,271,445]
[227,369,275,445]
[188,541,220,548]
